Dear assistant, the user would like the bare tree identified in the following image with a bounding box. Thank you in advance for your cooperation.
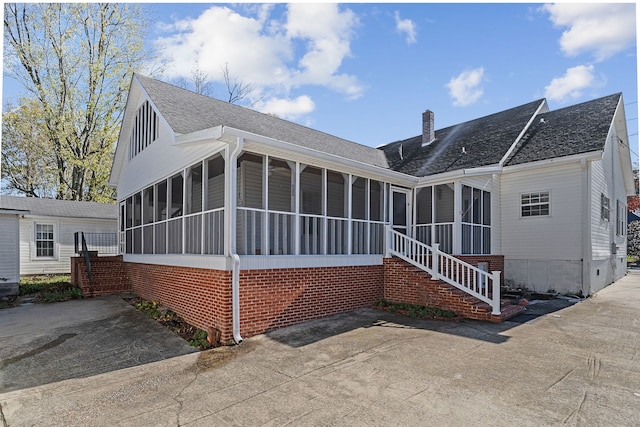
[221,63,258,105]
[191,62,211,96]
[3,3,148,201]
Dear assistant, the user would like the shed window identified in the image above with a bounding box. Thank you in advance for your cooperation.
[521,192,549,217]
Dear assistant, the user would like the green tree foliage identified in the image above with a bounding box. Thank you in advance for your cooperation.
[2,3,148,201]
[2,99,57,197]
[628,221,640,258]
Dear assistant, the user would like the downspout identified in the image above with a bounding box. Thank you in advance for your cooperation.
[228,135,244,344]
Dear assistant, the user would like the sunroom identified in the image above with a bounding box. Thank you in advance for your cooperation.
[119,143,495,266]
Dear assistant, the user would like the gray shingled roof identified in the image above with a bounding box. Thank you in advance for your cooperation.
[135,74,389,169]
[0,195,117,220]
[504,93,621,166]
[379,99,544,177]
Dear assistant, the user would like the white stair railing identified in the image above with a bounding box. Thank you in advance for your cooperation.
[386,226,501,315]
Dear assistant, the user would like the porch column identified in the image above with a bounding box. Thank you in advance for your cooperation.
[225,140,243,256]
[293,162,301,255]
[453,180,462,254]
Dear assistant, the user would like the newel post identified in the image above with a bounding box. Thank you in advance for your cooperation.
[431,243,440,279]
[491,270,501,315]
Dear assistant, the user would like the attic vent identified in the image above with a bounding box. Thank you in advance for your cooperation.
[129,100,160,159]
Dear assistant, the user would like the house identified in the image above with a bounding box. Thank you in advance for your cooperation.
[0,195,118,291]
[108,74,634,343]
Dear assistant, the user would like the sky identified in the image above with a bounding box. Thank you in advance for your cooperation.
[2,2,639,166]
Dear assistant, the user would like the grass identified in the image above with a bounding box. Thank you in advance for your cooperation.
[19,275,83,304]
[373,298,458,320]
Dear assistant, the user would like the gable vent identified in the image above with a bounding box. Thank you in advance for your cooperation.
[129,100,160,159]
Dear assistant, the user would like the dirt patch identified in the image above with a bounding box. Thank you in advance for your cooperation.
[196,339,259,371]
[122,296,218,351]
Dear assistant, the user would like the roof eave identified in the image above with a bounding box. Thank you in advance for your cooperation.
[502,150,603,173]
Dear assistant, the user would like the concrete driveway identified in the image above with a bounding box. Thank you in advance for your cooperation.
[2,274,640,426]
[0,295,196,393]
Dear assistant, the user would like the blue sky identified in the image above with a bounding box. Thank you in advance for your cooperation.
[3,3,638,165]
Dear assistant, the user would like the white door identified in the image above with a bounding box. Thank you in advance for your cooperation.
[390,187,412,236]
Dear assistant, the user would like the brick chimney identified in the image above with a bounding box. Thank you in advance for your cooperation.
[422,110,435,146]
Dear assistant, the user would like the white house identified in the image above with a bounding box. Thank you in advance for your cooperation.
[107,74,634,342]
[0,196,118,286]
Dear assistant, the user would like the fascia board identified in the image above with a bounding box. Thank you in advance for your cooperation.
[501,151,602,174]
[174,126,224,145]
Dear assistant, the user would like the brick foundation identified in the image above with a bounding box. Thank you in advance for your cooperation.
[124,263,383,342]
[76,252,507,343]
[125,263,234,342]
[239,265,384,338]
[71,256,131,297]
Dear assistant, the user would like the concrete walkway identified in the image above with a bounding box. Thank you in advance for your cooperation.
[2,273,640,426]
[0,296,196,393]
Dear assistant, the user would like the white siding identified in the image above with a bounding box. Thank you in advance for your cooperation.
[19,216,117,275]
[117,98,227,200]
[501,162,584,293]
[0,214,20,285]
[502,162,583,260]
[589,125,629,292]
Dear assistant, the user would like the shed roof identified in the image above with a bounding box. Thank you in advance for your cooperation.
[0,195,117,220]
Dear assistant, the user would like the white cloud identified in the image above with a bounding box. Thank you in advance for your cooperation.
[394,11,417,45]
[447,67,485,106]
[544,65,596,102]
[255,95,316,120]
[154,4,363,119]
[543,3,636,61]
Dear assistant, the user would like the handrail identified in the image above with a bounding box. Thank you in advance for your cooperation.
[387,226,501,315]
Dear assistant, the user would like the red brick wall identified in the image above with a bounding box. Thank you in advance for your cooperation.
[239,265,384,338]
[455,255,505,286]
[383,257,504,321]
[124,263,383,341]
[71,256,131,297]
[125,263,234,342]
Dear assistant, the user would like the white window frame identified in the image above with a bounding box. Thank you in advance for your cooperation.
[601,193,610,221]
[616,199,625,236]
[33,222,58,260]
[520,191,550,218]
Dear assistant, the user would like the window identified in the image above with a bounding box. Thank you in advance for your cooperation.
[521,192,550,217]
[129,100,160,159]
[601,193,610,221]
[35,223,55,257]
[616,200,625,236]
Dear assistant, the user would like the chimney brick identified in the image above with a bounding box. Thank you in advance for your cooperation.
[422,110,435,146]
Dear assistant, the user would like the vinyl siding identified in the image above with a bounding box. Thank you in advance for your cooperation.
[589,125,628,291]
[501,162,583,260]
[0,214,20,283]
[19,216,116,275]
